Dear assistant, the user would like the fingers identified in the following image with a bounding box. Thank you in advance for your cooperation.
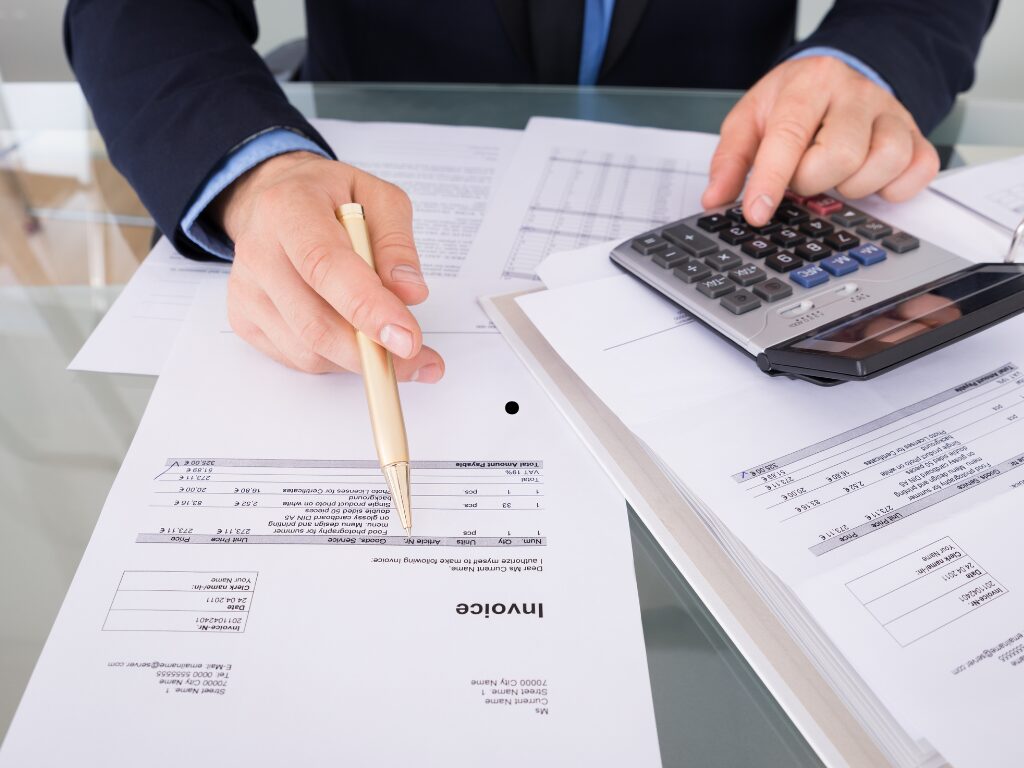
[878,131,940,202]
[228,263,345,374]
[271,194,425,361]
[742,86,828,225]
[702,99,760,209]
[706,57,935,226]
[353,177,429,306]
[791,97,874,195]
[230,259,445,381]
[833,113,913,200]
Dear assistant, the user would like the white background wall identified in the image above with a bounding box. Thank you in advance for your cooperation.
[0,0,1021,100]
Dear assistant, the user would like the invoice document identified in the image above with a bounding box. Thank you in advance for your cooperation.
[466,117,718,281]
[2,279,660,767]
[68,119,521,376]
[517,268,1024,767]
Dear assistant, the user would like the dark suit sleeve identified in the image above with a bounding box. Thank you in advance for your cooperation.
[788,0,998,134]
[64,0,335,258]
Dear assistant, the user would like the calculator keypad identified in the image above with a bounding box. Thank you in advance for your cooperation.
[728,264,767,286]
[720,290,761,315]
[720,225,754,245]
[674,259,713,283]
[765,251,803,273]
[620,196,923,330]
[705,250,743,271]
[741,238,777,258]
[753,278,793,303]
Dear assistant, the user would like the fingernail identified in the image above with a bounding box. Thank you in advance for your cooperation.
[410,363,442,383]
[750,194,774,224]
[390,264,426,286]
[379,324,414,358]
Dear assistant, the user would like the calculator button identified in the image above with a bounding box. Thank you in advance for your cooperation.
[663,224,717,257]
[753,278,793,303]
[790,264,829,288]
[696,273,736,298]
[882,232,920,253]
[765,251,803,273]
[830,207,866,227]
[857,220,893,239]
[720,290,762,315]
[720,225,754,245]
[697,213,731,232]
[705,250,743,271]
[821,253,859,276]
[824,231,859,251]
[806,194,843,216]
[784,190,809,205]
[741,238,778,258]
[652,248,688,268]
[749,221,783,235]
[849,243,887,265]
[631,235,669,254]
[771,227,806,247]
[795,240,831,261]
[774,203,809,225]
[728,263,767,286]
[800,218,834,237]
[726,205,746,221]
[673,259,713,283]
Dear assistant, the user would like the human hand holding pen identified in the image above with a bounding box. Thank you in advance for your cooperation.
[211,151,446,382]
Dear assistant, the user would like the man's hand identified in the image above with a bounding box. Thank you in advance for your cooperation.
[211,151,444,382]
[702,56,940,226]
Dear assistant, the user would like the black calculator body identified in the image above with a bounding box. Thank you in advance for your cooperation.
[611,194,1024,385]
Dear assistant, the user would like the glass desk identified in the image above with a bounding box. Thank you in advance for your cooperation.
[2,82,1023,767]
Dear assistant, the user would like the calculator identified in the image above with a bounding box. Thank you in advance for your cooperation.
[610,193,1024,385]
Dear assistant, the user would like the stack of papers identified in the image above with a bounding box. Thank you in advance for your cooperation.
[9,113,1023,767]
[509,187,1024,767]
[2,118,664,767]
[931,153,1024,232]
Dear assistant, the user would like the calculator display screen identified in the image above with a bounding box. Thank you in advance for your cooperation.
[764,264,1024,380]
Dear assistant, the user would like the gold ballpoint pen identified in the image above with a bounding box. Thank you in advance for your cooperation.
[336,203,413,536]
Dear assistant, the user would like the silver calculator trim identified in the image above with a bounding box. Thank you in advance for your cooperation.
[610,204,970,358]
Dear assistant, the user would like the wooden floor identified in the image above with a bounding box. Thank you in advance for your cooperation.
[0,132,152,287]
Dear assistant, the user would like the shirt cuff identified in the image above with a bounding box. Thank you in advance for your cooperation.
[181,128,331,260]
[787,46,894,96]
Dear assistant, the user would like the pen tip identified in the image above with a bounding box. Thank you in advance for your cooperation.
[405,526,412,537]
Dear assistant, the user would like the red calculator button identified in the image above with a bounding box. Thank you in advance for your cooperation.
[784,190,808,205]
[806,194,843,216]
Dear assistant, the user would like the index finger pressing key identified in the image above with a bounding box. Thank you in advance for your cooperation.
[743,95,827,226]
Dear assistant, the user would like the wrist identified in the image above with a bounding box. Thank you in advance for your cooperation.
[212,150,323,241]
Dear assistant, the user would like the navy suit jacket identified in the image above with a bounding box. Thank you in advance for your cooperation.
[64,0,997,258]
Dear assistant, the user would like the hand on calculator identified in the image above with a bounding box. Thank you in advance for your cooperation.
[702,55,940,227]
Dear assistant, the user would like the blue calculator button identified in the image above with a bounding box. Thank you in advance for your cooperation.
[849,243,887,265]
[821,253,859,276]
[790,264,829,288]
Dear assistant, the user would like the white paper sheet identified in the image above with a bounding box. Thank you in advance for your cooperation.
[69,119,521,376]
[931,153,1024,231]
[516,256,1024,766]
[536,238,624,289]
[466,117,718,282]
[2,279,660,767]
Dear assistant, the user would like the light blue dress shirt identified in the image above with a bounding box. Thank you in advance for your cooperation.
[184,4,893,260]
